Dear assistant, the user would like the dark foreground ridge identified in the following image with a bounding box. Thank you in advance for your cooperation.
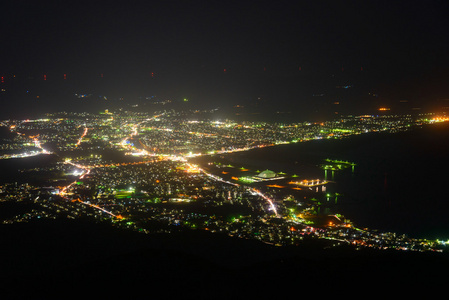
[1,219,448,299]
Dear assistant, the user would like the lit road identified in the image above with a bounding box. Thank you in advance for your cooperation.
[59,160,91,196]
[186,162,280,217]
[0,134,52,160]
[76,126,89,146]
[73,198,120,218]
[59,161,121,219]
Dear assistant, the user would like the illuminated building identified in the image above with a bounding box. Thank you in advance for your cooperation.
[256,170,277,179]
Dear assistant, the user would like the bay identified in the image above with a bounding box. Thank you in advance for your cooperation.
[206,122,449,240]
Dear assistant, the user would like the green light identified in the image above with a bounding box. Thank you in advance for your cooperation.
[183,98,188,102]
[239,177,256,183]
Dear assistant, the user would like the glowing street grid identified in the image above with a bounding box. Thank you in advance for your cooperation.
[1,110,448,251]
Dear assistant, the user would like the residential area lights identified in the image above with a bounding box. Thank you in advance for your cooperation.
[0,110,447,251]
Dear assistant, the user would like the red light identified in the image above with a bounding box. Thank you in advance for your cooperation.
[63,74,67,80]
[151,72,154,77]
[43,74,47,81]
[299,67,301,71]
[1,76,4,83]
[224,68,226,72]
[100,73,104,78]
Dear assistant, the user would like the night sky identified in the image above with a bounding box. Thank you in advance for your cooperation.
[1,0,449,119]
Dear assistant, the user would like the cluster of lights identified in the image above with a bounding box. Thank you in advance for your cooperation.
[430,117,449,123]
[2,110,449,251]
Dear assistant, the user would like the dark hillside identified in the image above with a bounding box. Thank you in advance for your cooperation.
[1,219,447,299]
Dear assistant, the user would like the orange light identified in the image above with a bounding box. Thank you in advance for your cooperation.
[266,184,285,188]
[432,117,449,122]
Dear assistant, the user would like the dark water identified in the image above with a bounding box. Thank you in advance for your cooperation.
[218,123,449,240]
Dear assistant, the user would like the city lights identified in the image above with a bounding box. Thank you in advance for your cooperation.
[0,110,446,252]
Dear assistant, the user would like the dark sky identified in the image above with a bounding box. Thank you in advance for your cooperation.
[1,0,449,119]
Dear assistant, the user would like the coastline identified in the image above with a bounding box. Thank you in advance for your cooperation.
[190,122,449,240]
